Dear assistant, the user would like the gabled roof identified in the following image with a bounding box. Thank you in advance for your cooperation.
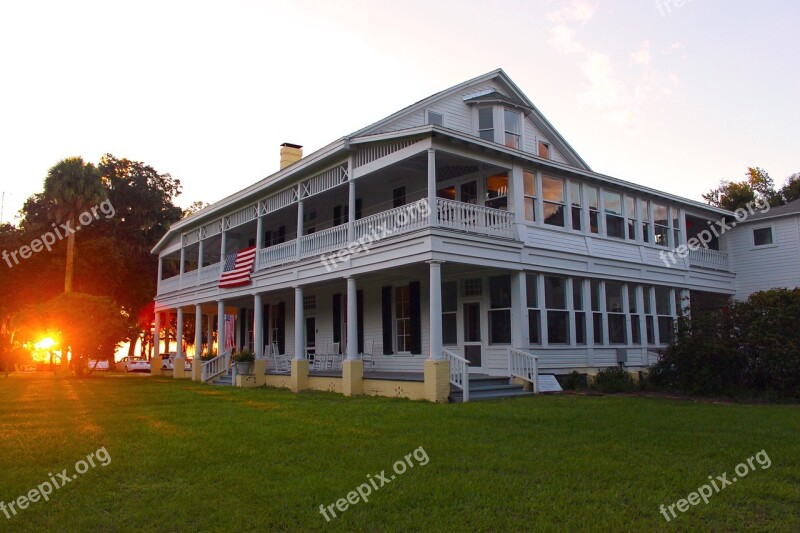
[349,68,592,171]
[738,198,800,224]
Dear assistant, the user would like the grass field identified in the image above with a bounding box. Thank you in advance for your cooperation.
[0,373,798,532]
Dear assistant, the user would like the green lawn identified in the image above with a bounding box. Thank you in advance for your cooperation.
[0,373,798,532]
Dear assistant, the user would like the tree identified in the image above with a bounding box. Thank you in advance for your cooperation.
[182,201,210,218]
[703,166,782,211]
[43,157,106,293]
[780,173,800,203]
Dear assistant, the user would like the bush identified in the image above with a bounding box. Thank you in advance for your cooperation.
[591,367,637,394]
[558,371,588,391]
[232,350,255,363]
[650,288,800,400]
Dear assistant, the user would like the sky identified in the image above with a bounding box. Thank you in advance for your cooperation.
[0,0,798,224]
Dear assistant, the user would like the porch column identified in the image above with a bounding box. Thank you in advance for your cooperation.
[427,149,437,227]
[151,311,162,375]
[343,276,363,396]
[511,163,526,236]
[193,304,203,381]
[583,279,595,367]
[174,307,186,379]
[219,225,227,274]
[296,186,304,262]
[217,300,226,354]
[179,241,186,280]
[537,274,548,347]
[255,208,263,270]
[253,293,267,377]
[207,313,213,355]
[622,284,633,347]
[157,257,163,284]
[348,156,356,243]
[636,285,649,364]
[650,286,660,346]
[599,281,609,346]
[290,286,309,392]
[425,260,449,402]
[510,271,529,349]
[197,238,204,285]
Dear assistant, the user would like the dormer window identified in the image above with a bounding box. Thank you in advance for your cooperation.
[427,111,444,126]
[503,109,521,149]
[478,108,494,141]
[538,141,550,159]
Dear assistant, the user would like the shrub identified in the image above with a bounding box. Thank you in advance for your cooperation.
[650,288,800,400]
[591,366,637,394]
[232,350,255,363]
[558,371,588,391]
[199,352,216,362]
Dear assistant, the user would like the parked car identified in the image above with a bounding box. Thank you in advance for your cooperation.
[161,353,192,371]
[87,359,110,371]
[117,357,151,373]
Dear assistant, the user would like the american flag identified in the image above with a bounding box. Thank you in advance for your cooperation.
[219,246,257,288]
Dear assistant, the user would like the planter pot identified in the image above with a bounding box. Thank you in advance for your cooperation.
[234,362,253,375]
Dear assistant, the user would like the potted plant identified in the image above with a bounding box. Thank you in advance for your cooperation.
[232,350,255,375]
[199,351,217,362]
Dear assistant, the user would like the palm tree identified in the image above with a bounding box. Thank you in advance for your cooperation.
[43,157,106,293]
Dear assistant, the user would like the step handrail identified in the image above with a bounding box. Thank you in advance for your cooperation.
[201,349,232,383]
[442,349,470,403]
[508,348,539,394]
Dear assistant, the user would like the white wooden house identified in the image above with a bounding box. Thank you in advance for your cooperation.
[150,69,740,401]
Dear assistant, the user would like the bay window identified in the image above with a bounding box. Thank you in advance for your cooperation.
[526,273,540,344]
[587,186,600,234]
[478,108,494,142]
[605,191,625,238]
[489,275,511,344]
[542,176,565,227]
[545,276,568,344]
[523,170,536,222]
[503,109,521,149]
[570,181,582,231]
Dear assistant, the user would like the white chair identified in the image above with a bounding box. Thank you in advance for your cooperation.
[361,340,376,367]
[271,342,290,373]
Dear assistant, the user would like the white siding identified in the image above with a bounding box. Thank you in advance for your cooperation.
[727,216,800,300]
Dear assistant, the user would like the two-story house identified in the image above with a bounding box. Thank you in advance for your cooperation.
[150,69,736,402]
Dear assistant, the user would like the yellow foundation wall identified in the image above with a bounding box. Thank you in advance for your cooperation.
[264,374,291,390]
[307,376,343,393]
[363,379,427,401]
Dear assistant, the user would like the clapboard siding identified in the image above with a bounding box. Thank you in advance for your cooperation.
[524,227,589,255]
[726,216,800,300]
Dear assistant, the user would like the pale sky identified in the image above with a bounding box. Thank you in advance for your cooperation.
[1,0,797,224]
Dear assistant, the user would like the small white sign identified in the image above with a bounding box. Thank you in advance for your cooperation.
[537,374,563,393]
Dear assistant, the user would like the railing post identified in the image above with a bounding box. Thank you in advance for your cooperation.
[197,238,203,285]
[217,300,226,355]
[428,148,437,228]
[255,208,263,270]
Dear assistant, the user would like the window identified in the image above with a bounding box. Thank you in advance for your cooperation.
[606,281,626,344]
[427,111,444,127]
[753,227,774,246]
[653,203,669,246]
[643,285,655,344]
[442,281,457,345]
[591,279,602,344]
[542,176,565,227]
[460,181,478,205]
[538,141,550,159]
[523,170,536,222]
[503,109,521,149]
[545,276,568,344]
[462,278,482,297]
[573,278,586,344]
[587,186,600,234]
[672,207,681,246]
[605,191,625,239]
[303,295,316,311]
[655,286,673,344]
[489,275,511,344]
[526,274,540,344]
[395,285,411,352]
[392,186,406,208]
[485,174,509,210]
[478,108,494,142]
[629,285,641,345]
[625,196,636,240]
[570,182,582,231]
[640,199,651,243]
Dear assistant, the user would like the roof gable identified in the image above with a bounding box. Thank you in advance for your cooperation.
[350,68,591,171]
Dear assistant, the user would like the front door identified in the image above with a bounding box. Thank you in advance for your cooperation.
[305,316,316,360]
[462,302,482,369]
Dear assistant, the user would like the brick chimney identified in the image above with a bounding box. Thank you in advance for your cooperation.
[279,143,303,169]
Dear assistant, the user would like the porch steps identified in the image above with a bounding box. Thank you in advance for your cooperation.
[449,374,535,403]
[211,375,233,386]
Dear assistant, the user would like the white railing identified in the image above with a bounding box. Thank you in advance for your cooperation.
[225,204,258,230]
[353,202,430,241]
[688,248,729,270]
[201,349,232,383]
[443,349,470,403]
[157,275,180,295]
[509,348,539,394]
[181,272,198,289]
[258,240,297,270]
[200,262,221,284]
[301,224,348,257]
[436,198,516,239]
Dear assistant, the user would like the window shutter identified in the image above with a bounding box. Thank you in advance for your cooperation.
[382,286,393,355]
[409,281,422,355]
[357,290,364,354]
[332,293,342,347]
[277,301,286,354]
